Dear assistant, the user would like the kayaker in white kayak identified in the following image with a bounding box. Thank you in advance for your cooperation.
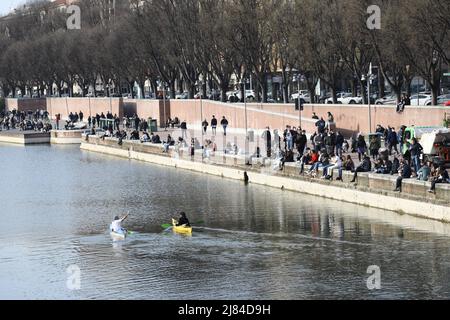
[174,212,191,227]
[111,214,129,234]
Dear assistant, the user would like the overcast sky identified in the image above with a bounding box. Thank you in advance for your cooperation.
[0,0,26,15]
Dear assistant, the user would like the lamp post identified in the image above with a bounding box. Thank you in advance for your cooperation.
[297,74,305,129]
[362,63,375,134]
[240,79,249,164]
[196,80,204,161]
[161,80,167,131]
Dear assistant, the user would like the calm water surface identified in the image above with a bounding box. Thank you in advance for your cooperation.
[1,144,450,299]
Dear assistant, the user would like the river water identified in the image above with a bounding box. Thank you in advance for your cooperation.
[1,144,450,300]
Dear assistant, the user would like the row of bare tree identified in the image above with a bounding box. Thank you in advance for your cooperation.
[0,0,448,104]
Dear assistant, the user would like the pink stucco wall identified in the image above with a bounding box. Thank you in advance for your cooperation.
[46,97,123,120]
[5,98,47,113]
[123,99,170,127]
[5,98,448,136]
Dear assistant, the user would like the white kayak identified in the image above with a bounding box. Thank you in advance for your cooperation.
[110,225,128,240]
[110,230,127,240]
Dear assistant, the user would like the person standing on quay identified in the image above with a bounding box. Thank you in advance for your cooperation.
[211,116,217,135]
[181,120,187,140]
[221,116,229,136]
[262,127,272,158]
[55,113,61,130]
[202,119,209,134]
[296,130,307,156]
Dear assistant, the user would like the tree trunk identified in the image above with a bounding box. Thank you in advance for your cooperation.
[431,85,439,106]
[188,82,195,99]
[351,78,357,97]
[360,79,368,104]
[331,87,338,104]
[140,82,145,99]
[202,81,207,98]
[68,82,73,97]
[220,82,228,102]
[261,78,268,103]
[169,81,175,99]
[378,69,385,98]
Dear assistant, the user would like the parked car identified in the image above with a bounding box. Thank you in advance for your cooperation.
[410,93,432,106]
[375,94,397,105]
[325,92,363,104]
[437,94,450,106]
[290,90,309,101]
[226,90,255,102]
[175,92,189,99]
[207,90,221,101]
[291,92,311,103]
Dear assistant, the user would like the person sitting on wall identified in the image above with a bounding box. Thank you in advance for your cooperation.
[394,158,412,192]
[152,134,161,144]
[417,161,431,182]
[163,135,174,153]
[299,148,313,174]
[118,130,127,146]
[85,128,96,141]
[130,130,140,140]
[141,131,150,143]
[350,154,372,183]
[428,166,449,194]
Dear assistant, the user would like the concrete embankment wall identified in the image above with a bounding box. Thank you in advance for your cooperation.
[50,130,83,144]
[5,98,449,136]
[0,132,50,145]
[81,137,450,223]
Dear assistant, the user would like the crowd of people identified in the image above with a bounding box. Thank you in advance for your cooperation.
[80,108,449,194]
[298,118,448,194]
[0,109,52,132]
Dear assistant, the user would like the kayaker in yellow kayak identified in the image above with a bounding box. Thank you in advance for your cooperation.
[174,212,191,227]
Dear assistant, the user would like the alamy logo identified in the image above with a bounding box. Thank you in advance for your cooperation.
[67,5,81,30]
[366,265,381,290]
[66,265,81,290]
[367,5,381,30]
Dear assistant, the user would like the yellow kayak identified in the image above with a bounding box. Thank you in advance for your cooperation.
[172,219,193,234]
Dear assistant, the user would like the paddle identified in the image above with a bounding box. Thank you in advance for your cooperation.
[161,220,204,230]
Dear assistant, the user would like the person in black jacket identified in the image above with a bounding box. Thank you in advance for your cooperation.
[262,127,272,157]
[315,117,326,134]
[296,130,307,156]
[350,155,372,183]
[394,159,412,192]
[180,120,187,140]
[409,138,423,173]
[211,116,218,135]
[356,134,367,162]
[391,157,400,175]
[387,128,399,155]
[221,116,229,136]
[175,212,191,227]
[202,119,209,134]
[335,131,344,157]
[428,166,450,194]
